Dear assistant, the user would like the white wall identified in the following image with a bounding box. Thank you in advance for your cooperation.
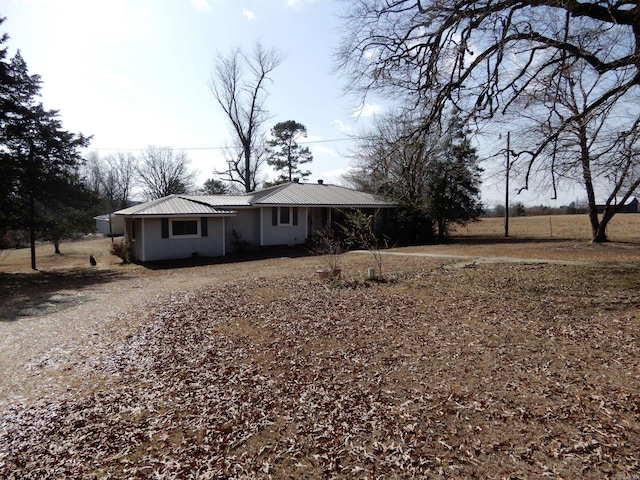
[260,207,308,246]
[139,217,225,262]
[95,215,124,236]
[225,209,260,252]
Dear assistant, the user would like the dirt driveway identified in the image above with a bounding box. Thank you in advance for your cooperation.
[0,250,326,411]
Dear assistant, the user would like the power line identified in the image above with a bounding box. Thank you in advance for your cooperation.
[88,137,356,152]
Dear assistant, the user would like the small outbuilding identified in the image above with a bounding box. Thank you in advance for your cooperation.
[595,197,639,214]
[94,213,125,236]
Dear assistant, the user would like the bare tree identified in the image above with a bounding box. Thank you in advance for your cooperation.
[345,108,483,241]
[516,57,640,241]
[83,151,137,210]
[209,42,284,193]
[137,146,197,200]
[345,110,440,204]
[108,152,137,210]
[336,1,640,222]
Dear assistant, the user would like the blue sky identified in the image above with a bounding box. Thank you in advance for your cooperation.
[4,0,579,205]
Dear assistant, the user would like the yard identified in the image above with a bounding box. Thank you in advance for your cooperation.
[1,215,639,478]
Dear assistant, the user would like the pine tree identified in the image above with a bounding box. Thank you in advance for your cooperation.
[0,23,91,268]
[266,120,313,183]
[425,113,483,240]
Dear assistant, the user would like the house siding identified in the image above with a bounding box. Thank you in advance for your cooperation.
[140,217,225,261]
[260,207,308,246]
[225,208,261,252]
[126,218,144,260]
[309,207,331,234]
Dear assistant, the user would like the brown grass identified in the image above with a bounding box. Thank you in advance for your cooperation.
[453,212,640,241]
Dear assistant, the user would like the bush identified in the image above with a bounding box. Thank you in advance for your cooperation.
[110,239,132,264]
[393,204,436,245]
[0,229,29,249]
[307,228,344,280]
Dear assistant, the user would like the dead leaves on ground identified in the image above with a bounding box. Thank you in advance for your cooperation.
[1,263,639,478]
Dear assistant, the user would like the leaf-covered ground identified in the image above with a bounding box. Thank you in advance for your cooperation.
[1,261,640,479]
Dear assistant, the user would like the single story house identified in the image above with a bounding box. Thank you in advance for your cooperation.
[114,181,397,262]
[94,213,125,236]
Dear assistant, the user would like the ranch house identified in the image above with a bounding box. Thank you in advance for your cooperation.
[114,181,397,262]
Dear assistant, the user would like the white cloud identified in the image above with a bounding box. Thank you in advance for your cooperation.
[286,0,315,7]
[243,8,256,20]
[317,168,348,184]
[331,119,353,135]
[312,145,340,157]
[191,0,212,11]
[353,103,381,118]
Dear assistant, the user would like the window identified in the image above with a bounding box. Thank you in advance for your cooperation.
[280,206,290,225]
[170,219,199,238]
[272,207,299,226]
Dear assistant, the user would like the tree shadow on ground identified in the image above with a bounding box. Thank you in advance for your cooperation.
[142,246,312,271]
[0,268,132,321]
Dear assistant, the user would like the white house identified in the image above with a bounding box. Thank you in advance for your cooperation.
[114,181,397,262]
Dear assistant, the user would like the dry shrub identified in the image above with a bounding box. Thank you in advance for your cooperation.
[109,239,132,264]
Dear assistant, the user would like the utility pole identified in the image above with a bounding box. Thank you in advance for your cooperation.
[505,131,510,238]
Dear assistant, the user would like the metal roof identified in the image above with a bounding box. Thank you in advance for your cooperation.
[180,195,254,207]
[114,183,397,217]
[114,195,236,216]
[252,182,397,207]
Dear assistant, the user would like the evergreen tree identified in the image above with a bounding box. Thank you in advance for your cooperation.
[0,24,91,268]
[39,175,98,254]
[425,113,483,240]
[266,120,313,183]
[200,178,229,195]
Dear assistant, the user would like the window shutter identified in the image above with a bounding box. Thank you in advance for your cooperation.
[272,207,278,226]
[201,217,208,237]
[292,207,298,226]
[161,218,169,238]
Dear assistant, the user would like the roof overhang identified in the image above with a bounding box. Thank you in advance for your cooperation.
[115,211,237,218]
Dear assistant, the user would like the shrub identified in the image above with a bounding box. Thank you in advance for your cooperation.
[110,239,132,264]
[307,227,344,280]
[393,204,436,245]
[337,209,389,278]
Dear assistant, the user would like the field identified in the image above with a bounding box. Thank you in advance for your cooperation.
[0,215,639,478]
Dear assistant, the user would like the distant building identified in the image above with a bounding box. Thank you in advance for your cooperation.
[595,197,638,214]
[94,213,125,236]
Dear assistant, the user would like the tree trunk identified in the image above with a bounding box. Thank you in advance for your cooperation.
[54,239,61,254]
[594,206,616,243]
[29,192,37,270]
[437,218,446,241]
[579,125,605,242]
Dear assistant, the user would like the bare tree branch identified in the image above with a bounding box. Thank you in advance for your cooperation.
[209,43,283,193]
